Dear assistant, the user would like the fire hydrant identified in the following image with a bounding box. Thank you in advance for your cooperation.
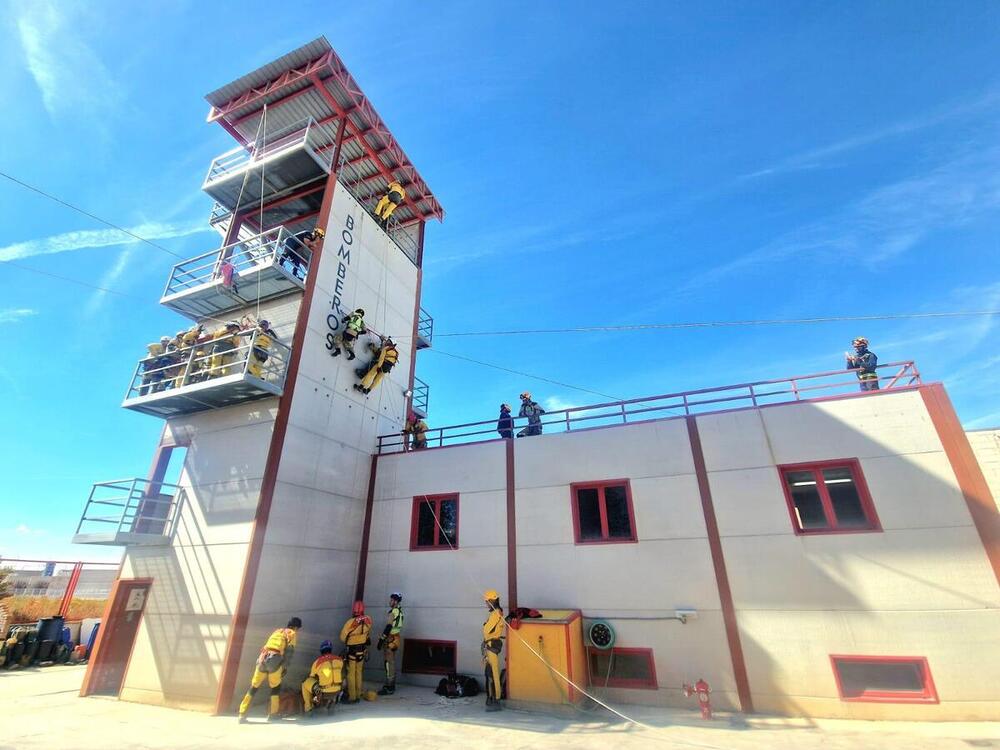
[682,678,713,720]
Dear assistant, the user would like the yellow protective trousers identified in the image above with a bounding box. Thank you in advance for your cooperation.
[360,364,391,391]
[301,677,340,712]
[238,665,283,717]
[382,634,400,683]
[484,649,502,701]
[375,195,400,222]
[345,656,365,701]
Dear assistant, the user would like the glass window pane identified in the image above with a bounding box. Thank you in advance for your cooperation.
[439,499,458,547]
[576,488,602,540]
[416,502,436,546]
[604,485,632,539]
[784,470,829,529]
[836,660,925,697]
[610,652,654,681]
[823,468,869,528]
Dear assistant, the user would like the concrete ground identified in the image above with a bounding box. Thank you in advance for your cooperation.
[3,666,1000,750]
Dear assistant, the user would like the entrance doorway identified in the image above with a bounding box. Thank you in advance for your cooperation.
[80,578,152,696]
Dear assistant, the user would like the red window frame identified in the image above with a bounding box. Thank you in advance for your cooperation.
[587,647,658,689]
[570,479,638,545]
[778,459,881,535]
[401,638,457,675]
[409,494,460,551]
[830,655,939,704]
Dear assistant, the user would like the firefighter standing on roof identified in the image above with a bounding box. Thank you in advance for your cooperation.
[377,592,404,695]
[339,601,373,703]
[517,392,545,437]
[846,336,879,391]
[482,589,505,712]
[237,616,302,722]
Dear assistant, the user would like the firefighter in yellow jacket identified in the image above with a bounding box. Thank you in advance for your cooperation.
[482,590,505,712]
[354,336,398,394]
[209,321,242,378]
[301,640,344,717]
[339,601,373,703]
[374,180,405,227]
[237,616,302,722]
[376,592,404,695]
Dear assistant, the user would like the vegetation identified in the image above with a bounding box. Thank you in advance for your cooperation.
[4,596,106,624]
[0,567,11,600]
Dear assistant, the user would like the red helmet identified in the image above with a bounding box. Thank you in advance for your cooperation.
[352,600,365,617]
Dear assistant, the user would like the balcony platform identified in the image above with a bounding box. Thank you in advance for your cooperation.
[73,479,180,546]
[122,372,283,417]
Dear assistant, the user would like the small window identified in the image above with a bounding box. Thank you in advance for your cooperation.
[410,495,459,550]
[831,656,938,703]
[402,639,457,675]
[779,461,880,534]
[588,647,657,689]
[571,480,637,544]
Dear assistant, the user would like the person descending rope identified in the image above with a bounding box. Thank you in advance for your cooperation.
[481,589,505,712]
[330,308,366,360]
[497,403,514,440]
[376,592,405,695]
[846,336,879,391]
[339,601,373,704]
[517,392,546,437]
[374,180,406,228]
[402,413,428,450]
[248,319,279,379]
[237,616,302,723]
[354,335,398,394]
[280,227,324,280]
[301,639,344,718]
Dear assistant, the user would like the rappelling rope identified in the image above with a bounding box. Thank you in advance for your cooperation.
[255,102,268,322]
[412,494,732,750]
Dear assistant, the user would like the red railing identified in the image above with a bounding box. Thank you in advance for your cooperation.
[377,361,922,454]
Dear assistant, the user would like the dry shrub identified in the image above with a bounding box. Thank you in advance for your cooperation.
[6,596,106,624]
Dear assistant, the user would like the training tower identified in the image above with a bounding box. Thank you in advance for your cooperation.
[74,38,441,711]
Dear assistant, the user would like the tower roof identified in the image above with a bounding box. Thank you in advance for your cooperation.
[205,37,444,226]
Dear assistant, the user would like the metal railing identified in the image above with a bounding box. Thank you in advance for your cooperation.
[417,308,433,347]
[412,376,429,416]
[74,479,182,540]
[377,361,922,453]
[204,117,333,185]
[162,226,310,299]
[336,151,420,263]
[125,326,292,402]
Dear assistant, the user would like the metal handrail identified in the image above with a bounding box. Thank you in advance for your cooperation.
[377,361,923,453]
[161,226,310,298]
[335,150,420,263]
[125,326,292,402]
[75,478,182,539]
[203,117,333,185]
[412,376,429,415]
[417,308,433,345]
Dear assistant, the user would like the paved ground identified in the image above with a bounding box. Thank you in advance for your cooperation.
[2,665,999,750]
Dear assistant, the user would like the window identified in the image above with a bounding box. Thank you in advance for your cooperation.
[402,639,457,675]
[587,647,657,689]
[779,460,880,534]
[830,656,938,703]
[410,494,459,550]
[571,480,637,544]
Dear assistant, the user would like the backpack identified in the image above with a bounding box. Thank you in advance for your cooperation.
[435,672,481,698]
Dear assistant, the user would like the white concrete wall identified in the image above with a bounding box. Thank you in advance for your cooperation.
[701,390,1000,719]
[968,428,1000,512]
[237,182,421,691]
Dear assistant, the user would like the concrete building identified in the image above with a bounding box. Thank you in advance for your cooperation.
[74,39,1000,721]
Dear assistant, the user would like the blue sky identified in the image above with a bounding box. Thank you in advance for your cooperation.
[1,1,999,562]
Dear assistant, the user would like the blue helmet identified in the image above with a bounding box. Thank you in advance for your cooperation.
[319,639,333,653]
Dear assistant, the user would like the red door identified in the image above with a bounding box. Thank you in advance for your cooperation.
[80,578,152,696]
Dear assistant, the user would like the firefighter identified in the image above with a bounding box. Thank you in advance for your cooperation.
[497,403,514,439]
[330,308,366,360]
[354,336,398,394]
[281,227,324,280]
[482,590,505,712]
[374,180,405,227]
[140,337,171,395]
[376,592,405,695]
[237,616,302,723]
[402,413,428,450]
[209,321,242,378]
[517,392,546,437]
[177,324,208,383]
[846,336,879,391]
[301,639,344,717]
[248,319,278,379]
[339,601,373,703]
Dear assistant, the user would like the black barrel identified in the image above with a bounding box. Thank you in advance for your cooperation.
[36,617,65,643]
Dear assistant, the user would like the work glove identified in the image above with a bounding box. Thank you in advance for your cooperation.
[376,636,386,651]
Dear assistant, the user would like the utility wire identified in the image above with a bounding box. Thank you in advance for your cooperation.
[4,260,138,298]
[431,310,1000,338]
[0,169,185,259]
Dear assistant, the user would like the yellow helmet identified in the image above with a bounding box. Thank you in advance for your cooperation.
[363,690,378,701]
[313,227,326,238]
[852,337,869,347]
[483,589,499,601]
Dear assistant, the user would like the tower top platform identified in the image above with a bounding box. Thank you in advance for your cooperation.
[205,37,444,226]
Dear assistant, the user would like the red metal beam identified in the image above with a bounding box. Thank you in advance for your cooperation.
[207,51,334,122]
[58,562,84,618]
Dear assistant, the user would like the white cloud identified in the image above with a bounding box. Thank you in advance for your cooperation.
[84,245,137,316]
[14,524,47,537]
[543,396,579,412]
[0,308,36,324]
[15,0,122,121]
[0,221,209,263]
